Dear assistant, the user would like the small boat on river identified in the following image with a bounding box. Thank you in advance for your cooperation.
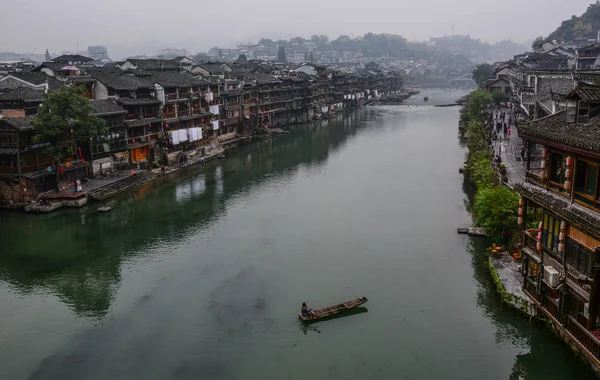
[298,296,368,322]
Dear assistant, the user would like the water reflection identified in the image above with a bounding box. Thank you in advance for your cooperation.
[0,109,383,318]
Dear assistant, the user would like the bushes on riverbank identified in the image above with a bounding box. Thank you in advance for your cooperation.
[461,89,518,240]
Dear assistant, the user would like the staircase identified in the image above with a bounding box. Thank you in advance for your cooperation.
[88,171,157,201]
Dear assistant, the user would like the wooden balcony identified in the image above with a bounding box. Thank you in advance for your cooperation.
[566,315,600,362]
[163,111,176,119]
[522,230,542,262]
[125,113,138,120]
[543,294,564,324]
[165,93,178,100]
[523,278,542,304]
[143,112,157,119]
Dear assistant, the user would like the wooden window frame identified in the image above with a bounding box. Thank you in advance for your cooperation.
[548,152,569,196]
[574,157,600,211]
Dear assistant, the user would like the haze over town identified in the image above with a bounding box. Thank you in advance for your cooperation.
[2,0,591,59]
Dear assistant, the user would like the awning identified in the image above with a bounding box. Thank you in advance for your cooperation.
[113,151,129,160]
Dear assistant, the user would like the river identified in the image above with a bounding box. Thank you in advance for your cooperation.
[0,89,595,380]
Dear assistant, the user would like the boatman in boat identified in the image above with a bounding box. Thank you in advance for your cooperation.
[301,302,317,318]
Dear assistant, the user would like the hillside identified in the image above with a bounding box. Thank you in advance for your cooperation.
[547,1,600,42]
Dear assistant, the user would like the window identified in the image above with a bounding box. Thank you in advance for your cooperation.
[542,213,561,255]
[566,99,577,123]
[574,158,600,208]
[0,133,15,144]
[578,101,589,123]
[549,153,566,184]
[0,158,12,167]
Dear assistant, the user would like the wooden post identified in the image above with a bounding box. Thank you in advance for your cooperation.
[16,132,23,203]
[587,248,600,330]
[526,140,532,172]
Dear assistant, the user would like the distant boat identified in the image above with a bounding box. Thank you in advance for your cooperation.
[298,296,368,323]
[424,96,429,101]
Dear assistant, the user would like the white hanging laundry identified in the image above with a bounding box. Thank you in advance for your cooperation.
[178,129,188,142]
[212,120,220,130]
[187,128,195,142]
[209,105,219,116]
[169,130,180,145]
[197,127,203,140]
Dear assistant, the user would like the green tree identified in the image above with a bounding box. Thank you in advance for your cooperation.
[472,63,493,89]
[192,52,210,62]
[33,85,106,165]
[491,90,509,106]
[473,187,519,238]
[531,36,546,51]
[277,45,287,62]
[573,20,593,37]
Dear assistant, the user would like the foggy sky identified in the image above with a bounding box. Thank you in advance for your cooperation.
[1,0,592,59]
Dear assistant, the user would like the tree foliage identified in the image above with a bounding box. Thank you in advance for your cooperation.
[531,36,545,51]
[491,90,509,106]
[547,2,600,42]
[473,187,519,237]
[192,52,210,62]
[472,63,493,89]
[33,86,106,164]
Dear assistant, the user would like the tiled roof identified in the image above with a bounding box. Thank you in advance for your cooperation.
[91,72,153,91]
[150,71,208,87]
[125,59,180,71]
[90,99,127,116]
[0,87,44,102]
[537,77,575,98]
[115,97,161,106]
[0,115,36,131]
[516,182,600,239]
[52,54,93,62]
[519,110,600,156]
[567,84,600,102]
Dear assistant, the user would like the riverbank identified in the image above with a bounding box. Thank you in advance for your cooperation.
[459,90,534,319]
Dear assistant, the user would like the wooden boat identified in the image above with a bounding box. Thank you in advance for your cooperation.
[424,96,429,101]
[298,296,368,322]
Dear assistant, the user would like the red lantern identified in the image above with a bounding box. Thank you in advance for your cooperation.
[519,198,525,207]
[565,168,572,179]
[537,231,543,241]
[541,160,547,169]
[564,180,571,190]
[536,241,542,251]
[560,221,567,231]
[542,148,548,159]
[540,171,546,180]
[518,207,524,216]
[558,243,565,252]
[518,216,523,225]
[559,232,565,241]
[566,156,573,167]
[539,221,543,230]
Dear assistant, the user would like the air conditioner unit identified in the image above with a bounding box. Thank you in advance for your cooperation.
[544,266,560,288]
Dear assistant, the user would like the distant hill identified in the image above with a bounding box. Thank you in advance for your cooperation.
[430,35,527,62]
[547,1,600,43]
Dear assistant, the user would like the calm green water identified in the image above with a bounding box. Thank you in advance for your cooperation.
[0,90,595,380]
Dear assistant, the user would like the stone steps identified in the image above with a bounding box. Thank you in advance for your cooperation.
[88,171,156,201]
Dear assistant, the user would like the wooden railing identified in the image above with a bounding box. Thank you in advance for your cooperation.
[524,279,542,303]
[566,315,600,361]
[143,112,157,119]
[163,111,176,119]
[165,93,178,100]
[125,113,138,120]
[522,231,542,262]
[543,295,564,324]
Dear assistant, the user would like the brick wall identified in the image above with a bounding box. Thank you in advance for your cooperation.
[0,176,37,204]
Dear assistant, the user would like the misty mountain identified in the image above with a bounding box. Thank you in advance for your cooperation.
[546,1,600,43]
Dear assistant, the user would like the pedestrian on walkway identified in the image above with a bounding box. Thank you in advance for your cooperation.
[520,146,526,162]
[503,123,508,138]
[507,126,511,139]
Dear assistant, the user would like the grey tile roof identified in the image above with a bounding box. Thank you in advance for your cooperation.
[0,87,44,102]
[567,84,600,103]
[150,71,208,87]
[52,54,93,62]
[115,97,161,106]
[90,99,127,116]
[519,110,600,156]
[125,59,180,71]
[516,182,600,239]
[91,72,153,91]
[0,115,36,131]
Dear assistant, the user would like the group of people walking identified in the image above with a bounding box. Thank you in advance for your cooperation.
[493,110,512,141]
